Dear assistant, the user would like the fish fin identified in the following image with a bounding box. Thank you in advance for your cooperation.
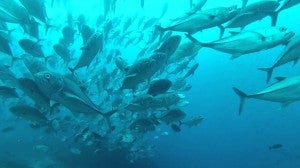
[155,25,166,34]
[177,100,190,107]
[68,67,75,74]
[270,12,279,26]
[218,25,225,39]
[281,102,291,108]
[241,0,248,8]
[293,58,299,66]
[101,109,118,132]
[45,23,54,35]
[11,57,22,65]
[246,31,267,41]
[258,67,274,83]
[185,33,202,45]
[232,87,249,115]
[228,31,240,35]
[274,77,286,81]
[7,28,16,36]
[230,54,242,59]
[50,100,58,107]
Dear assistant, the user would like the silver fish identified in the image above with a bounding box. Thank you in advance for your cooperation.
[226,0,280,29]
[233,76,300,115]
[186,27,295,59]
[157,5,239,37]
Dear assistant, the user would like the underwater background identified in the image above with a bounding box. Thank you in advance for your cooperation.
[0,0,300,168]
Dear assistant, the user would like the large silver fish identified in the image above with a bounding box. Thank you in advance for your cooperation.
[34,71,97,110]
[233,76,300,115]
[186,27,295,59]
[226,0,281,29]
[33,71,116,129]
[258,36,300,83]
[157,5,239,37]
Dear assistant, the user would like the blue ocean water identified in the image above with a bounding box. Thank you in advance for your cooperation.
[0,0,300,168]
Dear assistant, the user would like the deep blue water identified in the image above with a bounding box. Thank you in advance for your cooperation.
[0,0,300,168]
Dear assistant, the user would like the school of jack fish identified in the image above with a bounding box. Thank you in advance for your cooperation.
[0,0,299,166]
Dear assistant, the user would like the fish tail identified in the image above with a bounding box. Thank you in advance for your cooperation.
[68,67,75,74]
[185,33,206,47]
[101,109,118,132]
[258,67,274,83]
[7,28,16,35]
[45,23,54,35]
[155,25,166,34]
[232,87,249,115]
[11,56,21,65]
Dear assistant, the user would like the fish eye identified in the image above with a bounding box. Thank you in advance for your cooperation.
[279,27,286,32]
[44,73,51,79]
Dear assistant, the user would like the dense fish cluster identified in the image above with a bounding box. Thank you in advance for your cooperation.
[0,0,299,167]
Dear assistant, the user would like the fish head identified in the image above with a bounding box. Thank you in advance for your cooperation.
[34,71,64,97]
[224,5,240,17]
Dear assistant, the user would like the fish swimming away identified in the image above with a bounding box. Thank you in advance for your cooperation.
[147,79,172,96]
[233,76,300,115]
[159,108,186,125]
[69,32,103,73]
[155,35,182,57]
[269,144,283,150]
[171,123,181,132]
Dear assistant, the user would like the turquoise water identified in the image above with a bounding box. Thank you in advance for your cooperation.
[0,0,300,167]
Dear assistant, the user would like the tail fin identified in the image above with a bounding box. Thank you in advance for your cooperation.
[45,23,54,34]
[185,33,200,44]
[101,109,118,132]
[68,67,75,74]
[232,87,248,115]
[258,67,274,83]
[155,25,166,34]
